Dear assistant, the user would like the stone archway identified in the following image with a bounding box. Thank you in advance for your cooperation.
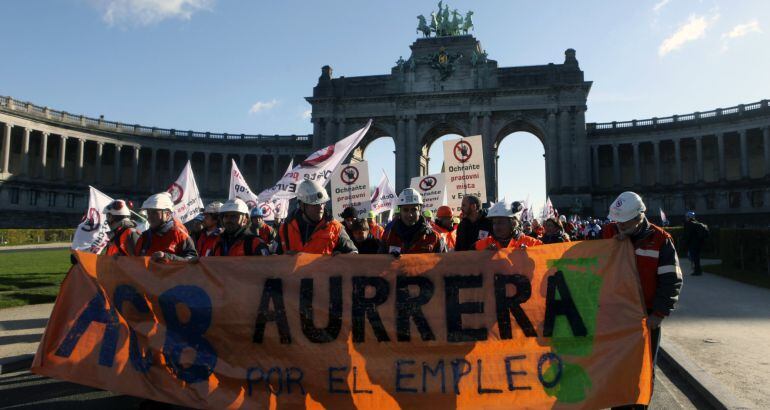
[419,120,468,176]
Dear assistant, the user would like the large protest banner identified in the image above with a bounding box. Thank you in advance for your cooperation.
[410,173,447,214]
[443,135,487,212]
[33,240,652,409]
[331,161,370,220]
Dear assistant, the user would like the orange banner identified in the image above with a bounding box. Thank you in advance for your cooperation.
[33,240,652,409]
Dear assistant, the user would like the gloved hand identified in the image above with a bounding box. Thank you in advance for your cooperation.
[390,250,401,258]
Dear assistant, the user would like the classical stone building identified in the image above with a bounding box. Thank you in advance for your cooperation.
[2,34,769,228]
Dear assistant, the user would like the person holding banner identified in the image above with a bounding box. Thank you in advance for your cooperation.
[475,201,543,250]
[379,188,446,255]
[211,199,270,256]
[454,194,492,251]
[102,199,140,256]
[135,192,198,262]
[432,205,457,250]
[196,201,223,257]
[277,180,358,255]
[603,192,683,406]
[248,206,277,248]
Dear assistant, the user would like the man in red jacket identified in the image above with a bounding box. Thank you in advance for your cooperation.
[603,191,682,410]
[135,192,197,262]
[196,201,223,257]
[103,199,139,256]
[212,199,269,256]
[379,188,446,255]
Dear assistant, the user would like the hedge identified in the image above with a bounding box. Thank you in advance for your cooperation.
[666,226,770,273]
[0,229,75,246]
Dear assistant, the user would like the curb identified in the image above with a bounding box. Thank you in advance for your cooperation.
[0,354,34,375]
[659,341,753,409]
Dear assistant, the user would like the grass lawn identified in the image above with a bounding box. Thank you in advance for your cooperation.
[0,249,73,309]
[702,263,770,290]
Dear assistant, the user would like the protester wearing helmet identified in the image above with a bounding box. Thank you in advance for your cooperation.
[366,210,384,240]
[454,195,492,251]
[431,205,457,251]
[196,201,223,257]
[135,192,198,262]
[602,191,682,404]
[277,180,358,255]
[422,209,434,224]
[379,188,446,255]
[211,199,269,256]
[474,201,542,250]
[103,199,140,256]
[248,206,277,249]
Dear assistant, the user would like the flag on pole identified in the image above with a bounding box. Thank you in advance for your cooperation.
[256,160,294,222]
[370,170,397,215]
[228,159,259,209]
[71,186,114,254]
[167,161,204,223]
[258,120,372,201]
[542,197,556,220]
[659,208,668,225]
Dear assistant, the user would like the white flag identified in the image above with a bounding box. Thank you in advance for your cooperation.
[228,159,259,209]
[256,160,294,222]
[258,120,373,201]
[167,161,204,223]
[659,208,668,224]
[370,171,397,215]
[71,186,114,254]
[542,196,556,220]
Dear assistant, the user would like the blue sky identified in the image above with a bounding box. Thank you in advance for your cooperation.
[1,0,768,213]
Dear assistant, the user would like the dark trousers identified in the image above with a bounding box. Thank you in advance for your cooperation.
[688,246,702,274]
[611,325,662,409]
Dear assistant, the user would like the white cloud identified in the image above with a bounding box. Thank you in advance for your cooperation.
[301,109,312,119]
[94,0,214,26]
[658,14,719,57]
[653,0,672,13]
[722,20,762,39]
[248,99,278,114]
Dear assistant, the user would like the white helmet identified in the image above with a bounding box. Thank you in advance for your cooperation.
[608,191,646,223]
[559,215,567,223]
[142,192,174,211]
[104,200,131,217]
[296,180,329,205]
[220,198,249,215]
[487,201,513,218]
[204,201,224,214]
[398,188,423,206]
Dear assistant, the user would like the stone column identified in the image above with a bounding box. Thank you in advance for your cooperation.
[407,115,418,179]
[591,145,600,186]
[21,127,30,175]
[40,132,48,178]
[1,123,11,174]
[673,138,682,184]
[764,127,770,176]
[470,113,479,135]
[336,118,346,141]
[395,116,407,191]
[612,143,620,186]
[169,150,176,178]
[546,110,558,190]
[202,152,210,192]
[77,138,85,181]
[653,140,661,185]
[220,154,227,190]
[558,110,571,188]
[149,148,156,192]
[95,142,104,184]
[255,154,263,190]
[632,142,641,186]
[58,135,67,179]
[132,146,140,186]
[717,133,726,180]
[574,106,589,188]
[273,155,280,180]
[324,118,336,147]
[312,118,322,150]
[482,112,494,201]
[695,136,704,182]
[739,129,749,178]
[114,144,122,186]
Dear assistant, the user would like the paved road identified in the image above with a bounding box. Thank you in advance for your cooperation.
[0,362,710,409]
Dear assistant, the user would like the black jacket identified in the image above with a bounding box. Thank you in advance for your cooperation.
[454,211,492,251]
